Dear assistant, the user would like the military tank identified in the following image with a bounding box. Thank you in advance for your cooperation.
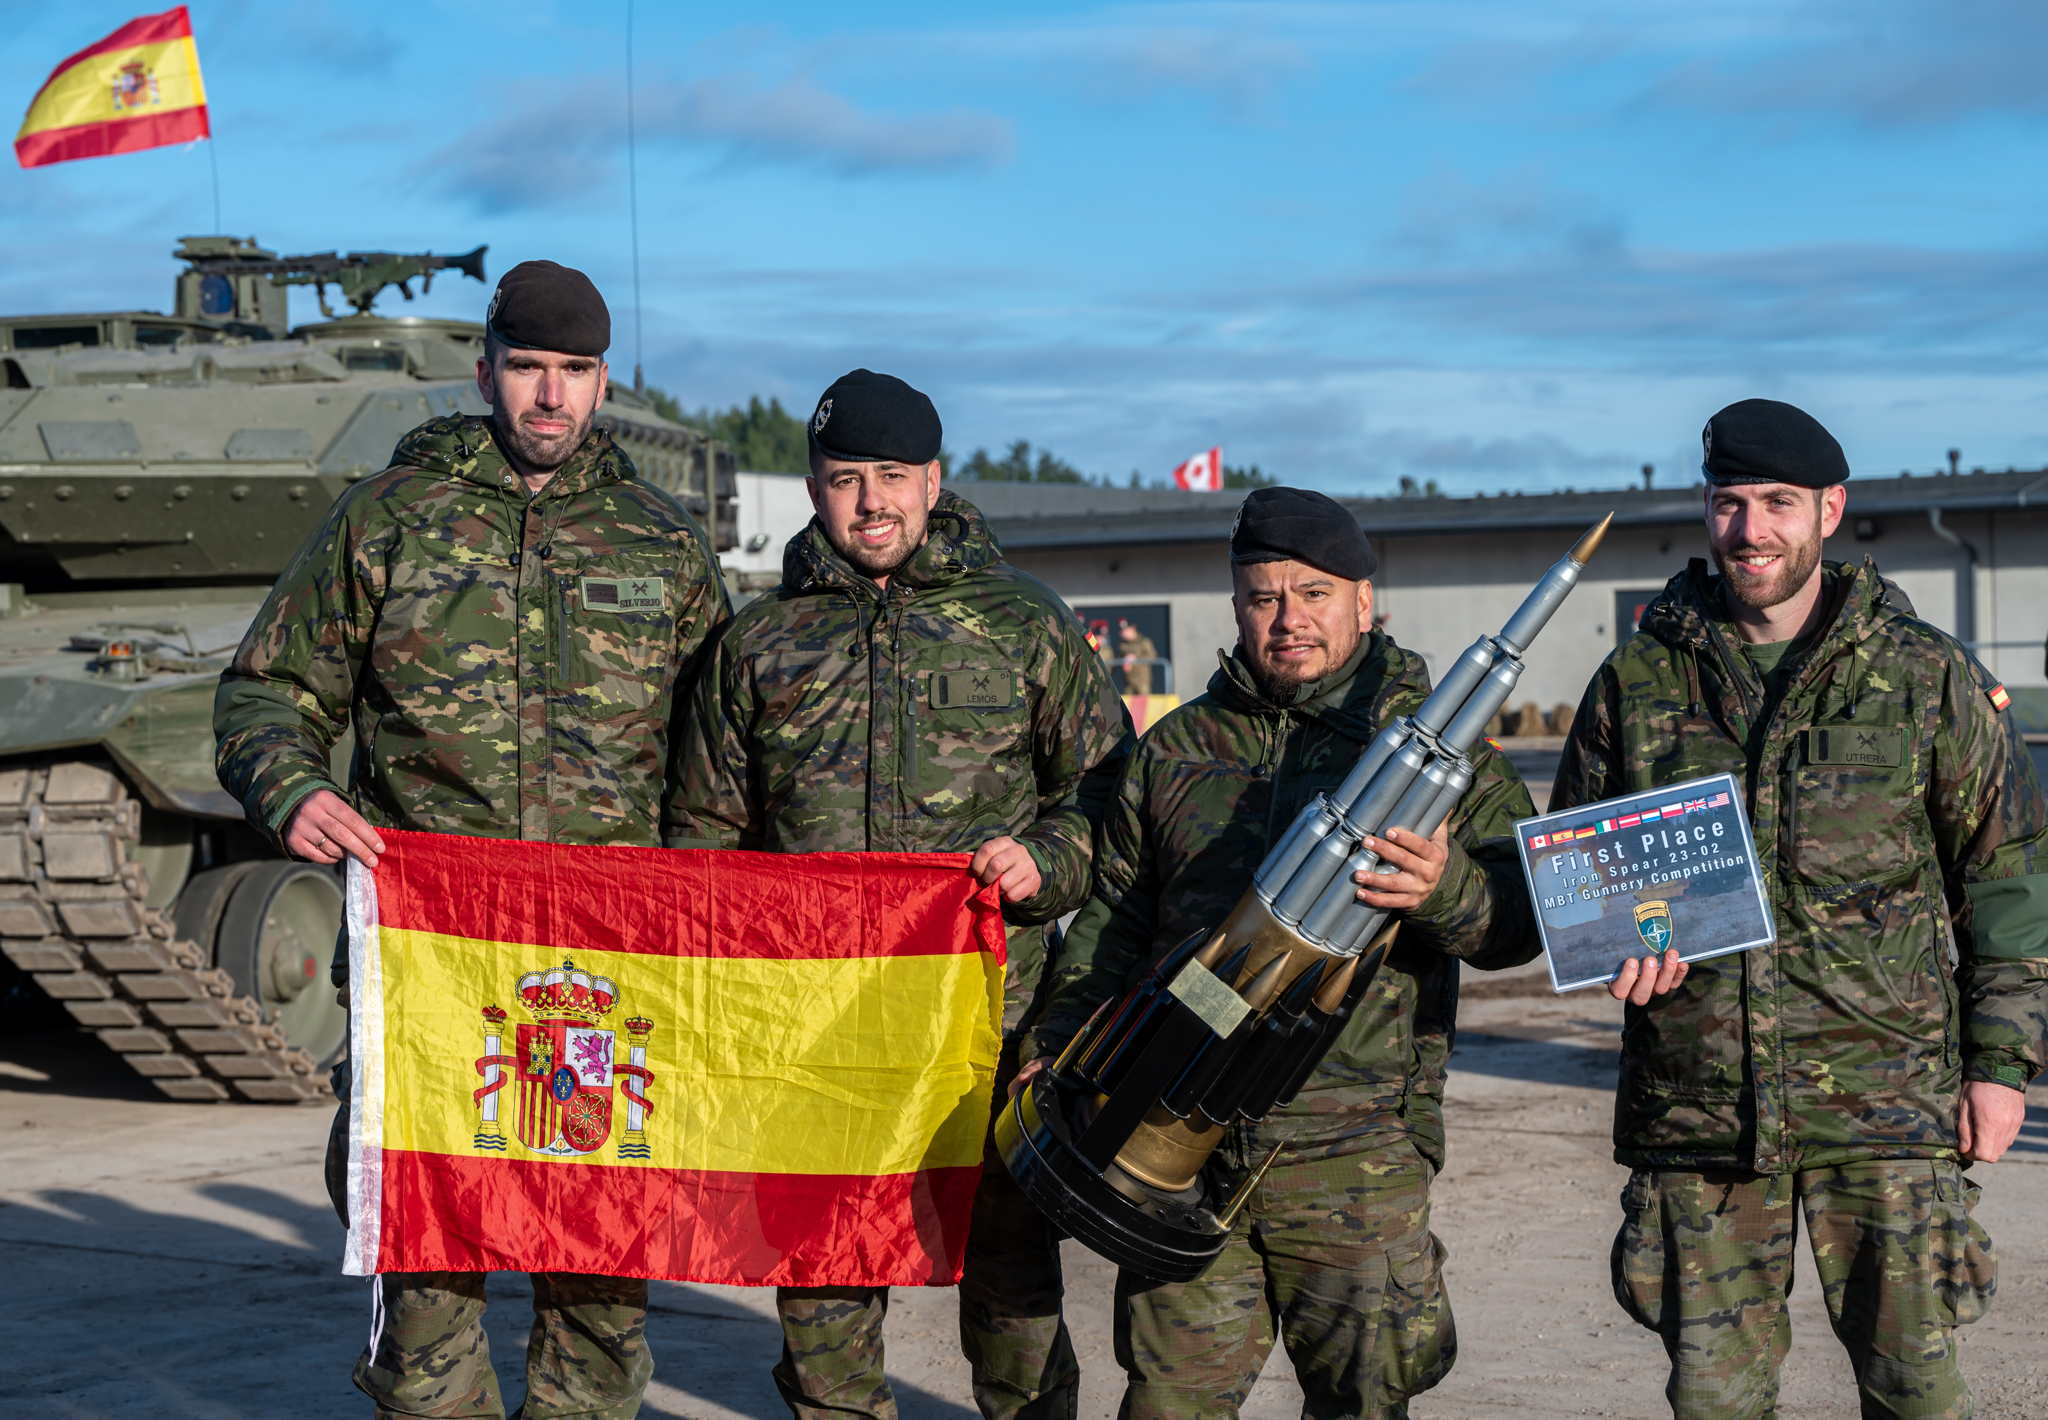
[0,236,736,1102]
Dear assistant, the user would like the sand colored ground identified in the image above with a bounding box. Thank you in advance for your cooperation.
[3,968,2043,1418]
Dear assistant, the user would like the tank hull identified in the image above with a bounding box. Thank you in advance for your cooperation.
[0,238,737,1101]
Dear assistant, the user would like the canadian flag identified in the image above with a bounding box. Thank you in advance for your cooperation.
[1172,446,1222,492]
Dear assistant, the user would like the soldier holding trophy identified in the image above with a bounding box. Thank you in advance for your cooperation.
[1022,488,1542,1419]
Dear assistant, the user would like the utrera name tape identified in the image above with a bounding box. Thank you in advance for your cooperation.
[1512,771,1775,992]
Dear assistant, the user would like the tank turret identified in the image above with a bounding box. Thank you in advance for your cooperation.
[0,238,736,1102]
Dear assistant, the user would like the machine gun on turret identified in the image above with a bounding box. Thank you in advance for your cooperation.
[171,235,488,335]
[994,514,1614,1282]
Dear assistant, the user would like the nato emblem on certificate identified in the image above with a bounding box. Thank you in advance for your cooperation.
[1513,772,1775,992]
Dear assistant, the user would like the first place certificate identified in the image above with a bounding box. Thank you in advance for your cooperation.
[1512,772,1776,992]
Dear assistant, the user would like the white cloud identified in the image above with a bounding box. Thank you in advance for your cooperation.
[659,73,1012,174]
[420,70,1012,211]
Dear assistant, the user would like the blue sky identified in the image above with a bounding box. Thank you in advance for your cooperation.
[5,1,2046,492]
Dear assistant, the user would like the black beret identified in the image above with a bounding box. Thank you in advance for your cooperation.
[1229,487,1377,580]
[1701,399,1849,488]
[808,369,942,465]
[486,260,610,358]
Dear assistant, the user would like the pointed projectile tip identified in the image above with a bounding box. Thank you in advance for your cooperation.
[1569,512,1615,565]
[1312,956,1359,1012]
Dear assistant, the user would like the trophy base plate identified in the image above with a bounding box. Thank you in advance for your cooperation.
[994,1073,1230,1283]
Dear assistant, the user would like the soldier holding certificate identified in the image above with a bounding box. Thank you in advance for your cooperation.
[1552,399,2048,1419]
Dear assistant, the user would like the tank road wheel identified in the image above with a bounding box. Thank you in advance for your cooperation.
[216,861,347,1069]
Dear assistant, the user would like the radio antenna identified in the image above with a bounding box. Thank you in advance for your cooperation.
[626,0,644,393]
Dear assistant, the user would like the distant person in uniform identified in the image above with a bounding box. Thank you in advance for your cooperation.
[217,260,730,1420]
[1118,618,1158,695]
[1552,399,2047,1419]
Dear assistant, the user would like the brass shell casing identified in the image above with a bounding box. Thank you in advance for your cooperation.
[1116,1107,1226,1192]
[1110,888,1348,1193]
[1213,891,1329,995]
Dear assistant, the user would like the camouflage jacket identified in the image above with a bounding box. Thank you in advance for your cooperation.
[215,414,730,851]
[1553,557,2048,1173]
[1026,631,1539,1170]
[663,490,1134,1034]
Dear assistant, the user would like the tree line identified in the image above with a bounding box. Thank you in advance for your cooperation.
[641,387,1275,489]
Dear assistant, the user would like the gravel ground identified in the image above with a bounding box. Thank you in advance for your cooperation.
[3,973,2042,1419]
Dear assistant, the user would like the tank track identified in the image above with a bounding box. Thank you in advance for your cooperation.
[0,762,330,1102]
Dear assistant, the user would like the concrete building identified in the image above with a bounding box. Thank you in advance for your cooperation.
[727,468,2048,732]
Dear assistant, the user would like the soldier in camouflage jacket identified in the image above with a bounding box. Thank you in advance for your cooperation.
[665,370,1132,1420]
[217,414,727,849]
[215,263,728,1420]
[1552,399,2047,1419]
[1029,489,1539,1420]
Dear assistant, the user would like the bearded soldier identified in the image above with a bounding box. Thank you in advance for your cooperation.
[1553,399,2048,1419]
[216,261,729,1419]
[1022,487,1540,1420]
[665,369,1133,1420]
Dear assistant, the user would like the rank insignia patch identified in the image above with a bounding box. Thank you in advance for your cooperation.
[929,669,1015,710]
[580,575,666,612]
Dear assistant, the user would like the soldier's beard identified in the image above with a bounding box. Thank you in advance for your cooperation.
[833,510,929,579]
[493,404,596,479]
[1713,516,1823,612]
[1248,622,1360,699]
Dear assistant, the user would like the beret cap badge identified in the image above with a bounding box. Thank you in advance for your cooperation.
[1229,486,1377,581]
[807,369,942,465]
[485,259,610,359]
[1701,398,1848,489]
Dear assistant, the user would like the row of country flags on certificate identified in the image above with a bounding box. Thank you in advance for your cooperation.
[1528,791,1731,850]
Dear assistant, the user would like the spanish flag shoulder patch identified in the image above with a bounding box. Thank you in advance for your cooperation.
[1988,683,2011,712]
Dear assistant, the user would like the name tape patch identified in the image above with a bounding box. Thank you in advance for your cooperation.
[1804,726,1904,768]
[1167,958,1252,1039]
[579,575,666,613]
[929,669,1015,710]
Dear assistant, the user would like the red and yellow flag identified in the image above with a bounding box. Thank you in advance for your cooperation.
[341,831,1007,1286]
[15,7,210,170]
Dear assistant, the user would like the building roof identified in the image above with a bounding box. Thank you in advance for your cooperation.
[972,467,2048,550]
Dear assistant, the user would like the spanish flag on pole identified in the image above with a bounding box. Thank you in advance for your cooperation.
[341,831,1007,1286]
[15,7,209,169]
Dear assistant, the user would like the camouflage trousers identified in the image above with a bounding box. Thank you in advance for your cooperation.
[1612,1160,1996,1420]
[324,1064,652,1419]
[774,1056,1078,1420]
[1115,1139,1453,1420]
[351,1270,653,1420]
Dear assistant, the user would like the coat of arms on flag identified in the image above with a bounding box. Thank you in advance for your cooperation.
[343,831,1006,1287]
[468,962,656,1159]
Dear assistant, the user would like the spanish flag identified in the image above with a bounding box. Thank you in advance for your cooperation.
[15,8,209,170]
[341,831,1007,1286]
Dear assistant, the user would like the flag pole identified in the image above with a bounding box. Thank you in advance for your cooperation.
[626,0,644,394]
[207,136,220,232]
